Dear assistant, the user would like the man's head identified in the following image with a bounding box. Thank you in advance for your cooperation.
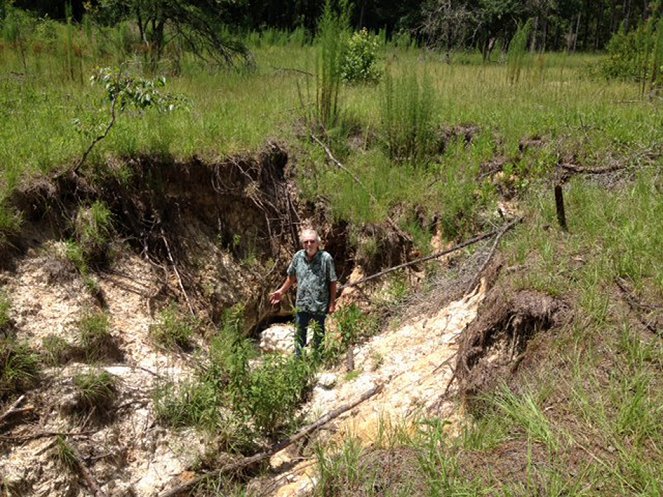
[300,229,320,257]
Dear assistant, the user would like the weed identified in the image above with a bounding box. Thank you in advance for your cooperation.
[0,201,22,247]
[492,387,560,452]
[0,338,40,400]
[76,310,119,362]
[507,19,534,84]
[381,64,436,164]
[149,304,196,351]
[73,201,114,268]
[315,0,349,129]
[41,334,74,366]
[54,435,77,470]
[0,290,12,331]
[72,369,117,415]
[241,353,315,436]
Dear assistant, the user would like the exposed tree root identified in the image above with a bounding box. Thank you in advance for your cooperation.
[451,288,569,399]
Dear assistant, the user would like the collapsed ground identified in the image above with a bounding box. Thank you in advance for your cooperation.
[1,137,662,496]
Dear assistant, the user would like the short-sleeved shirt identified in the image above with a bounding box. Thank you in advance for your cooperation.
[287,249,337,314]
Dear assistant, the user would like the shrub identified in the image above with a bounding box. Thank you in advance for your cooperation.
[149,304,196,351]
[241,354,315,436]
[0,338,40,400]
[601,18,663,94]
[341,29,381,84]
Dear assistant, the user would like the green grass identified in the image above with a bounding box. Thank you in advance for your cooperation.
[0,338,40,400]
[2,24,663,495]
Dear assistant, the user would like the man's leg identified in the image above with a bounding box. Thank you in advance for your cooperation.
[294,311,311,356]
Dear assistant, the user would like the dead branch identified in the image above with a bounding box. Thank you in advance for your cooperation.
[340,218,522,291]
[558,162,625,178]
[466,219,514,293]
[159,226,195,317]
[615,277,660,335]
[67,441,109,497]
[0,395,26,424]
[310,133,412,243]
[159,384,383,497]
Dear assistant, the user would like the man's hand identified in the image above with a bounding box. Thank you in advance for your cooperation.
[269,290,283,305]
[328,301,336,314]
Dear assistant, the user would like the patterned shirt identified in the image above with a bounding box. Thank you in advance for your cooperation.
[287,249,337,314]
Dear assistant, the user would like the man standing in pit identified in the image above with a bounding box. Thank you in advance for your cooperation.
[270,229,337,355]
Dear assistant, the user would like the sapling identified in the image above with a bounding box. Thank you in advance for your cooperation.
[72,66,187,173]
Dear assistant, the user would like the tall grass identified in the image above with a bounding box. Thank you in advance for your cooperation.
[381,64,436,164]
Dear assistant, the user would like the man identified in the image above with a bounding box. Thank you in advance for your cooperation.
[270,229,337,355]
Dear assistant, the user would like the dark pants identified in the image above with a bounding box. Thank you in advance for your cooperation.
[294,311,326,356]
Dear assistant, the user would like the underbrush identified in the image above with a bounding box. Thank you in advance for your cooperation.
[154,306,317,450]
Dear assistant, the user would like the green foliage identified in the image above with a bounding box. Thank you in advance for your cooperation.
[241,354,314,436]
[149,304,196,351]
[73,369,117,414]
[602,18,663,94]
[315,0,350,129]
[0,200,22,247]
[0,338,40,400]
[341,29,381,84]
[0,290,11,331]
[54,435,78,470]
[41,334,74,366]
[507,18,533,84]
[72,201,114,269]
[76,310,117,362]
[381,65,436,164]
[334,304,379,354]
[156,305,316,439]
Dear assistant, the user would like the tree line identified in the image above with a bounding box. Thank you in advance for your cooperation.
[3,0,662,53]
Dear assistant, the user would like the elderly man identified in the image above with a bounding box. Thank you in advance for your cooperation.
[270,229,337,355]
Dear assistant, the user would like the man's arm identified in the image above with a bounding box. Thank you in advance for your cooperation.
[270,275,296,305]
[328,280,337,314]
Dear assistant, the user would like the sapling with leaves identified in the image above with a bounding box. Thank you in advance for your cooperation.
[72,66,187,173]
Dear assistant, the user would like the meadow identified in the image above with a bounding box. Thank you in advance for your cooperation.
[1,19,663,496]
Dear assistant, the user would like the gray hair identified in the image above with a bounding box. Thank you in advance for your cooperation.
[300,229,321,243]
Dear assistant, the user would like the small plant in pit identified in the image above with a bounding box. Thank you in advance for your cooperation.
[75,310,118,362]
[72,200,114,269]
[0,338,40,400]
[0,290,12,332]
[54,435,78,470]
[149,303,196,351]
[41,334,75,366]
[72,369,117,415]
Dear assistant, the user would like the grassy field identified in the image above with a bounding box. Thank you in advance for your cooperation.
[2,23,663,496]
